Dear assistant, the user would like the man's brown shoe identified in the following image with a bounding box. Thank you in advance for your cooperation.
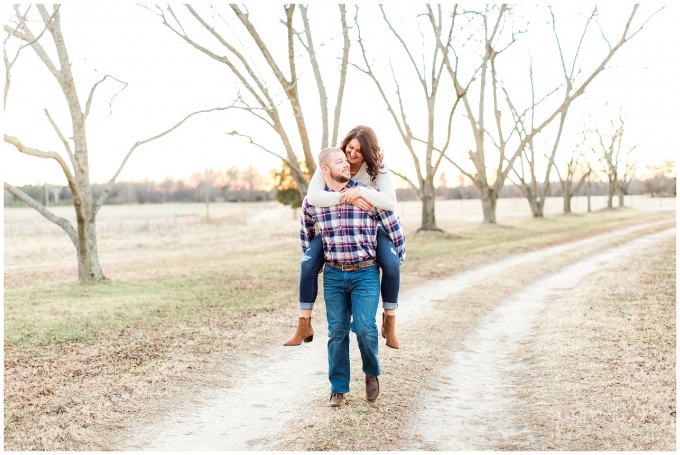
[283,317,314,346]
[365,375,380,402]
[381,313,400,349]
[329,393,345,407]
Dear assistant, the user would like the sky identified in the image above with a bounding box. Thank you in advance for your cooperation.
[2,2,678,188]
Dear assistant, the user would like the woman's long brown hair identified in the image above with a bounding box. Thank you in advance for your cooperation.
[339,125,384,182]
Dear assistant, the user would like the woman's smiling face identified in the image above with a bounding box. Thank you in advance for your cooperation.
[345,138,364,166]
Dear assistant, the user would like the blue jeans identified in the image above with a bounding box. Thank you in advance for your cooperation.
[323,264,381,394]
[299,225,400,310]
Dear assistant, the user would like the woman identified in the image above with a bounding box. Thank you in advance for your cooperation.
[284,125,402,349]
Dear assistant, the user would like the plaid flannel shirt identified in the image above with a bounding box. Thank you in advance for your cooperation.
[300,179,406,265]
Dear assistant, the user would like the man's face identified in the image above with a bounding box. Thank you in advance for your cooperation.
[325,151,351,183]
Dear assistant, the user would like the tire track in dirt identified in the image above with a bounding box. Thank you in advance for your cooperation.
[401,227,676,450]
[123,219,672,450]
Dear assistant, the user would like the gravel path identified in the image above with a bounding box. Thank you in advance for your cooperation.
[123,219,672,450]
[401,227,675,450]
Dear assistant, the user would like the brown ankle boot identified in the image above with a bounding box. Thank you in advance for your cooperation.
[283,317,314,346]
[381,313,400,349]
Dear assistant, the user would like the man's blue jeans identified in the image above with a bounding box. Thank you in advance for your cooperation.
[300,225,400,310]
[323,264,381,394]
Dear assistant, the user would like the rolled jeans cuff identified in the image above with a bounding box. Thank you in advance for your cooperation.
[299,301,315,310]
[382,301,398,310]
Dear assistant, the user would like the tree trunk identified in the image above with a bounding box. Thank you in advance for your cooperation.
[529,197,542,218]
[606,179,616,208]
[617,188,625,207]
[418,177,439,231]
[76,209,106,281]
[563,193,572,213]
[480,188,497,224]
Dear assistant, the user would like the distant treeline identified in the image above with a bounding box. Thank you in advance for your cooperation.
[395,177,675,201]
[4,166,277,207]
[5,172,675,207]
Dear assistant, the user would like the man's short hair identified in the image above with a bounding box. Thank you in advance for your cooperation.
[319,147,343,167]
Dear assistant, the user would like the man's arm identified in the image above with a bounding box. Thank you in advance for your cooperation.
[374,209,406,264]
[306,167,342,207]
[299,198,317,253]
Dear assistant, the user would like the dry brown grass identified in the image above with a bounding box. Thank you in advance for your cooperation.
[502,235,676,451]
[4,306,300,450]
[3,207,675,450]
[272,221,676,451]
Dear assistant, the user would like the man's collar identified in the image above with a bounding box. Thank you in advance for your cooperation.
[324,178,357,192]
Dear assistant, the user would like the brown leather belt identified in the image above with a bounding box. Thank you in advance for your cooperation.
[325,259,378,271]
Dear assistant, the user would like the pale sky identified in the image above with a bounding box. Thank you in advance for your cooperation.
[2,2,678,187]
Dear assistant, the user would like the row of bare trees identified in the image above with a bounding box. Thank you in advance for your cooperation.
[555,108,641,213]
[3,4,662,280]
[143,4,661,228]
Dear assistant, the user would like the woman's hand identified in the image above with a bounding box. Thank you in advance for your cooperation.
[351,197,373,211]
[338,187,361,204]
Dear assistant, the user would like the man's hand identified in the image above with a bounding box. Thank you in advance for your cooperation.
[339,187,361,204]
[351,197,373,211]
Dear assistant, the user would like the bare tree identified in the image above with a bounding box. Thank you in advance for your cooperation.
[554,148,591,214]
[587,109,639,208]
[615,157,638,208]
[585,164,595,212]
[644,159,676,199]
[4,5,225,281]
[440,5,661,223]
[353,5,468,231]
[146,4,350,197]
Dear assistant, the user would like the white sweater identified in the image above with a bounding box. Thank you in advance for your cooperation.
[306,160,397,211]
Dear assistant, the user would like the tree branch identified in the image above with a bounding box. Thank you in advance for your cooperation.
[4,182,78,248]
[499,5,647,186]
[4,5,60,109]
[162,5,274,112]
[230,4,290,88]
[227,130,306,182]
[352,14,407,144]
[389,169,420,194]
[380,5,428,94]
[43,108,76,167]
[331,4,350,147]
[298,5,328,150]
[442,153,476,183]
[353,9,423,184]
[4,11,59,78]
[84,74,128,120]
[94,106,233,213]
[4,134,75,184]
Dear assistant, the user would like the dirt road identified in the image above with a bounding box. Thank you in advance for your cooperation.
[122,220,674,450]
[401,226,674,450]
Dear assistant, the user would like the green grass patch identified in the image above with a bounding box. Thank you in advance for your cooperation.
[4,279,295,345]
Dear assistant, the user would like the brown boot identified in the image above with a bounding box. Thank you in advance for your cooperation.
[365,375,380,402]
[283,317,314,346]
[381,313,400,349]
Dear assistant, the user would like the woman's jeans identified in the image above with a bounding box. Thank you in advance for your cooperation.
[323,264,381,393]
[299,225,400,310]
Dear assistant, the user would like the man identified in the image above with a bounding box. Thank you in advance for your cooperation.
[300,147,406,407]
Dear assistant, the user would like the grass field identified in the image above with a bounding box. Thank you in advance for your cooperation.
[5,206,670,346]
[3,203,676,450]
